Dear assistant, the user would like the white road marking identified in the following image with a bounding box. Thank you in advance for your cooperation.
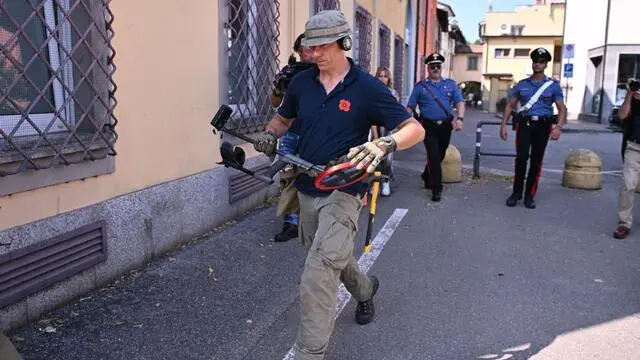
[282,208,409,360]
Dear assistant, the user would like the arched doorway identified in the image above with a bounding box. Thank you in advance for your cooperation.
[459,81,482,108]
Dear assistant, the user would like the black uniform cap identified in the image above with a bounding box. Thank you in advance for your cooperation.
[531,47,552,62]
[425,52,445,64]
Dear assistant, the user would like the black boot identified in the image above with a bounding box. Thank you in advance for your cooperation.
[355,276,379,325]
[274,222,298,242]
[431,192,441,202]
[506,193,522,207]
[524,196,536,209]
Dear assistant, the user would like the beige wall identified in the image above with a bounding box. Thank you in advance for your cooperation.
[452,52,483,84]
[356,0,407,74]
[485,37,560,82]
[484,3,564,37]
[0,0,223,230]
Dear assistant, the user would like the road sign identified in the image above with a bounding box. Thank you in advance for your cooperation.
[564,63,574,78]
[563,43,575,59]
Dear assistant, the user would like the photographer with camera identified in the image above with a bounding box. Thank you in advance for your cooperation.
[613,79,640,239]
[270,33,315,242]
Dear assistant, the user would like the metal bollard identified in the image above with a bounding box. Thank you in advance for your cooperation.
[473,120,516,179]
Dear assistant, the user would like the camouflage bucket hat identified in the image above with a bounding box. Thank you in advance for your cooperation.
[301,10,352,47]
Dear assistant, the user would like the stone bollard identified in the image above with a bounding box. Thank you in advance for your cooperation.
[442,145,462,183]
[561,149,602,190]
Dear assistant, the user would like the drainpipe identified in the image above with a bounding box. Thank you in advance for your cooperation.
[598,0,611,123]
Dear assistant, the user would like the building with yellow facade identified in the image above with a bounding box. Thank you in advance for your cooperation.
[479,0,566,113]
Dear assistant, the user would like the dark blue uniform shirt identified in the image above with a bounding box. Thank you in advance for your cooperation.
[508,76,564,116]
[407,78,463,121]
[278,58,411,197]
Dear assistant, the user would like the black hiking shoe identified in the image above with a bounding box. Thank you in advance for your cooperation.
[355,276,379,325]
[506,193,522,207]
[274,222,298,242]
[524,196,536,209]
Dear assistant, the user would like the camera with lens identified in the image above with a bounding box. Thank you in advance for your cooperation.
[273,56,315,93]
[629,79,640,92]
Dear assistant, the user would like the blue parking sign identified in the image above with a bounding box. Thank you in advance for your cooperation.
[564,63,573,78]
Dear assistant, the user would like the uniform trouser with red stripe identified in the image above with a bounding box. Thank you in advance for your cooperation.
[421,120,453,193]
[513,120,552,198]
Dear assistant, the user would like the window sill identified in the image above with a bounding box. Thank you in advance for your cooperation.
[0,155,115,197]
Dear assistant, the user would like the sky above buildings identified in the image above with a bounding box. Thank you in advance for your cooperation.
[443,0,532,43]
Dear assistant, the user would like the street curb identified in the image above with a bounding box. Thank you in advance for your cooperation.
[494,113,617,133]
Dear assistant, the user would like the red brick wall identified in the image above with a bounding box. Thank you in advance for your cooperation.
[415,0,438,83]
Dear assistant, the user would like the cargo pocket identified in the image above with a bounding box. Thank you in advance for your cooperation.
[313,211,357,270]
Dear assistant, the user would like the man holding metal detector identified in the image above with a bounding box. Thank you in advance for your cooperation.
[499,47,566,209]
[253,10,424,360]
[269,33,315,243]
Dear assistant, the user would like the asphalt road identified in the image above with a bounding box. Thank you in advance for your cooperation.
[7,110,640,360]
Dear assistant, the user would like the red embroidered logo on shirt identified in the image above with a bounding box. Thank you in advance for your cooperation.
[338,99,351,112]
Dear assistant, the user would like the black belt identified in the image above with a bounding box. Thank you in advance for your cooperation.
[519,115,556,122]
[421,118,451,125]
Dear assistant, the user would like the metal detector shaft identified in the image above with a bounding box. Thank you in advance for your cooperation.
[214,120,324,174]
[363,171,382,254]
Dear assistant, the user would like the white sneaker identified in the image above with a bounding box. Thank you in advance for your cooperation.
[381,181,391,196]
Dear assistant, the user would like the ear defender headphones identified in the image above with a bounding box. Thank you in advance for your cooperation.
[338,35,352,51]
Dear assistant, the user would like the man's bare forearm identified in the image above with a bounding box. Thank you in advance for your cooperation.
[619,92,632,120]
[456,102,465,119]
[389,118,425,151]
[264,114,294,138]
[501,103,514,126]
[557,107,567,127]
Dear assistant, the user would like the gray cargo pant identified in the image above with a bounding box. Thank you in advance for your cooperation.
[293,190,374,360]
[619,140,640,227]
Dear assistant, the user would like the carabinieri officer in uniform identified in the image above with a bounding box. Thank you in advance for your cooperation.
[407,52,465,202]
[499,47,567,209]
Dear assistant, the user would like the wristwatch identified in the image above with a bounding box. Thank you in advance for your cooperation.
[457,117,464,122]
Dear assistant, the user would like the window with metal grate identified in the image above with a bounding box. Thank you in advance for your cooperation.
[224,0,281,135]
[378,23,391,70]
[353,6,372,73]
[313,0,340,14]
[393,34,404,98]
[0,0,118,177]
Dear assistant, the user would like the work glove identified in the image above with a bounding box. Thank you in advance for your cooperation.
[347,136,397,174]
[254,131,278,157]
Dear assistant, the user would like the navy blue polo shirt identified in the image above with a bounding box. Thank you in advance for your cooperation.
[407,78,463,121]
[508,76,563,116]
[278,57,412,197]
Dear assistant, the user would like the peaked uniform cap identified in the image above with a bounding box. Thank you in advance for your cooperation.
[301,10,352,47]
[426,53,445,64]
[531,47,552,62]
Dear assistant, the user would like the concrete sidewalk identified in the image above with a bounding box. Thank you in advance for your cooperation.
[5,144,640,360]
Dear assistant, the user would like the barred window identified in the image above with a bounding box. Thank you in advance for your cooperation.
[225,0,280,135]
[353,6,372,73]
[0,0,117,177]
[313,0,340,13]
[393,34,404,98]
[378,23,390,69]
